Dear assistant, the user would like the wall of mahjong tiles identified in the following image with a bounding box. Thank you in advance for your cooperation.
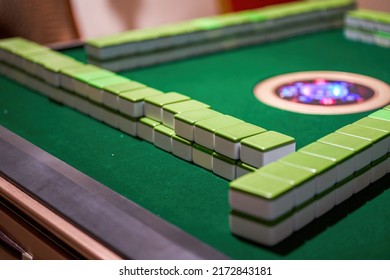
[0,29,389,259]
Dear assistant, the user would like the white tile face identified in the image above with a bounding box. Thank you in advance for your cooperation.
[293,203,315,231]
[154,132,172,153]
[61,91,74,108]
[103,109,119,129]
[213,158,236,180]
[354,148,373,171]
[73,80,89,97]
[194,127,214,150]
[192,149,213,171]
[241,143,296,168]
[42,70,60,86]
[144,103,162,122]
[174,119,194,141]
[60,75,75,92]
[371,160,388,183]
[316,167,337,194]
[335,179,354,205]
[372,140,388,161]
[230,214,293,246]
[102,92,119,110]
[118,115,137,137]
[315,191,335,218]
[354,169,372,194]
[87,87,104,104]
[293,180,316,206]
[73,96,91,116]
[162,110,175,129]
[214,136,240,160]
[236,166,251,178]
[137,123,154,143]
[172,140,192,162]
[229,189,293,221]
[88,103,104,122]
[118,99,144,118]
[336,158,354,182]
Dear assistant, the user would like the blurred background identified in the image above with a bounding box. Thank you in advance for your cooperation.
[0,0,389,46]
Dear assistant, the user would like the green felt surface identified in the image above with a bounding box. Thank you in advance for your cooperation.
[1,29,390,259]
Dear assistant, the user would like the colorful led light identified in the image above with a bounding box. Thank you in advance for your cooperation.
[275,79,374,106]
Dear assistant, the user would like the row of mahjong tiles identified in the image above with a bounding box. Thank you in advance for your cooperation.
[345,9,390,48]
[230,107,390,246]
[0,37,295,181]
[85,0,355,71]
[86,0,355,58]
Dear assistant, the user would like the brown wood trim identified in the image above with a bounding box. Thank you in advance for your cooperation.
[0,176,122,260]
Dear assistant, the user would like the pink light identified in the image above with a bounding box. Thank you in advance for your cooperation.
[315,79,327,85]
[320,98,336,105]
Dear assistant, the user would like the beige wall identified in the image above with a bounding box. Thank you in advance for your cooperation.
[357,0,390,12]
[71,0,219,40]
[71,0,390,40]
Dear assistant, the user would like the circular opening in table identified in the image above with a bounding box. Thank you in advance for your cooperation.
[254,71,390,115]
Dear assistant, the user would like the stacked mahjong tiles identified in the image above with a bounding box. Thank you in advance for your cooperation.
[0,37,295,181]
[345,9,390,48]
[229,107,390,246]
[85,0,356,71]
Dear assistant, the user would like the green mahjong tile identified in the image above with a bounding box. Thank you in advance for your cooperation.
[241,131,295,152]
[61,64,99,77]
[88,75,130,89]
[337,124,388,143]
[74,68,114,83]
[172,134,192,145]
[299,142,354,163]
[348,9,390,25]
[155,125,174,137]
[279,151,335,175]
[239,10,268,23]
[257,161,314,187]
[163,100,210,114]
[376,31,390,40]
[318,132,372,153]
[195,115,243,133]
[354,117,390,133]
[86,33,127,48]
[215,122,265,142]
[43,58,82,72]
[193,143,213,155]
[231,209,294,227]
[139,117,160,128]
[104,81,146,95]
[213,152,237,165]
[145,92,190,107]
[0,37,29,51]
[191,17,222,30]
[214,13,246,27]
[174,108,222,125]
[119,87,163,102]
[384,105,390,111]
[369,109,390,122]
[230,171,293,200]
